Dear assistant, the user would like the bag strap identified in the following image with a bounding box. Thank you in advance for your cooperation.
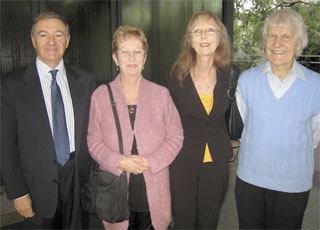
[227,65,240,101]
[107,84,124,155]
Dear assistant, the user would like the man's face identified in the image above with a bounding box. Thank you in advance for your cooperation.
[31,18,70,68]
[265,25,300,72]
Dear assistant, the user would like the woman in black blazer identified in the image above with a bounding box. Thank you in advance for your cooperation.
[166,11,233,229]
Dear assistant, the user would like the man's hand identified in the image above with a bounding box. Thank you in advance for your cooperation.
[13,195,35,218]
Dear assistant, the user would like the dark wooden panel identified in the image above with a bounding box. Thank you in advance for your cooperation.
[0,0,232,84]
[0,1,112,84]
[0,1,35,75]
[120,0,223,85]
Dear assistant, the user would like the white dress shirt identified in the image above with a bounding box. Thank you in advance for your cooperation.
[236,60,320,149]
[36,58,75,153]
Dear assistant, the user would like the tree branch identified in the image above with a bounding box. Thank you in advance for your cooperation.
[274,0,309,9]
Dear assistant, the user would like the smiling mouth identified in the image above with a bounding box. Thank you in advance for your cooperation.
[47,48,58,52]
[200,43,210,47]
[272,50,285,55]
[127,64,137,68]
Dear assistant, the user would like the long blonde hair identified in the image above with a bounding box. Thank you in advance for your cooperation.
[171,11,231,86]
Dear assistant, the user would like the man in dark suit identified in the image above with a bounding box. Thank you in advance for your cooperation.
[1,12,96,229]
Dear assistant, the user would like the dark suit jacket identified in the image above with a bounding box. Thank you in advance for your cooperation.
[166,70,233,166]
[1,62,96,218]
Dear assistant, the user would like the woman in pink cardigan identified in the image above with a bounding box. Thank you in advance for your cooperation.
[87,25,184,230]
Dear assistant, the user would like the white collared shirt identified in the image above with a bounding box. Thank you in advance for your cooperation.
[236,60,320,149]
[36,58,75,153]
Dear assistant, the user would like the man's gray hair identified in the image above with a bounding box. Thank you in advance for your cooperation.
[31,12,70,37]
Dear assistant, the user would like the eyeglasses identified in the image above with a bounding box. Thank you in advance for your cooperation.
[191,28,219,37]
[118,48,145,57]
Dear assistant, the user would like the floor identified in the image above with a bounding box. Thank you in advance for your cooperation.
[1,160,319,229]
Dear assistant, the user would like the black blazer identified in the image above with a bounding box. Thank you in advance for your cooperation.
[166,70,232,166]
[1,62,96,218]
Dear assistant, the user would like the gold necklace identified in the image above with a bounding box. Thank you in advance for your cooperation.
[191,69,216,91]
[192,78,213,90]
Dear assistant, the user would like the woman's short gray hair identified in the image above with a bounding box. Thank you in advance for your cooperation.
[262,9,308,56]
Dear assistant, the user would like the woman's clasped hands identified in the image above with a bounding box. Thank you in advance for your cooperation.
[118,155,149,174]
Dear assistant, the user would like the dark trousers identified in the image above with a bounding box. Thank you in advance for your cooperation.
[171,161,229,229]
[235,176,309,229]
[128,210,154,230]
[24,153,84,229]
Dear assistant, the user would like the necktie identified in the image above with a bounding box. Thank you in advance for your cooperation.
[50,70,70,166]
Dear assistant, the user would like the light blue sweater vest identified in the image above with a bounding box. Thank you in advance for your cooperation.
[237,63,320,193]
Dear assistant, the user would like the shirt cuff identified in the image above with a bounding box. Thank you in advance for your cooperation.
[14,194,29,200]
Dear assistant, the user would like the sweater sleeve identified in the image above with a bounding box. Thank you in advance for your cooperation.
[144,89,184,174]
[87,86,124,176]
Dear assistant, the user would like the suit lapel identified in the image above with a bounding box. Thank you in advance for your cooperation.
[209,69,229,119]
[65,65,85,155]
[184,74,209,120]
[21,64,55,148]
[183,70,228,120]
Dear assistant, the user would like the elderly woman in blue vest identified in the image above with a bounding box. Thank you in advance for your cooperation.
[235,9,320,229]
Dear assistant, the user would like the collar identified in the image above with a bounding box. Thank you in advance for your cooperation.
[36,58,66,79]
[258,60,306,81]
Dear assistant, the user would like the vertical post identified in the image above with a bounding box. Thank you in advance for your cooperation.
[110,0,122,79]
[222,0,234,44]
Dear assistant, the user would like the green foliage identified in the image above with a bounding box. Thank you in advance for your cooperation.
[233,0,320,72]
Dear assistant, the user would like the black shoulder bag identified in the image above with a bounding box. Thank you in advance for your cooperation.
[81,84,130,223]
[226,65,244,140]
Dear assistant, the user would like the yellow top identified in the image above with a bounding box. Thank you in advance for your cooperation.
[199,94,214,163]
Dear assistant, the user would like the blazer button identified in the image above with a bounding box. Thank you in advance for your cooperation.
[52,179,58,184]
[53,160,57,164]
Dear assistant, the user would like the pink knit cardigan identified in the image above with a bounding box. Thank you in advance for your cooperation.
[87,75,184,230]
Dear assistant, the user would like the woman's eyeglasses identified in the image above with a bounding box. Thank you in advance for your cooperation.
[118,48,145,57]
